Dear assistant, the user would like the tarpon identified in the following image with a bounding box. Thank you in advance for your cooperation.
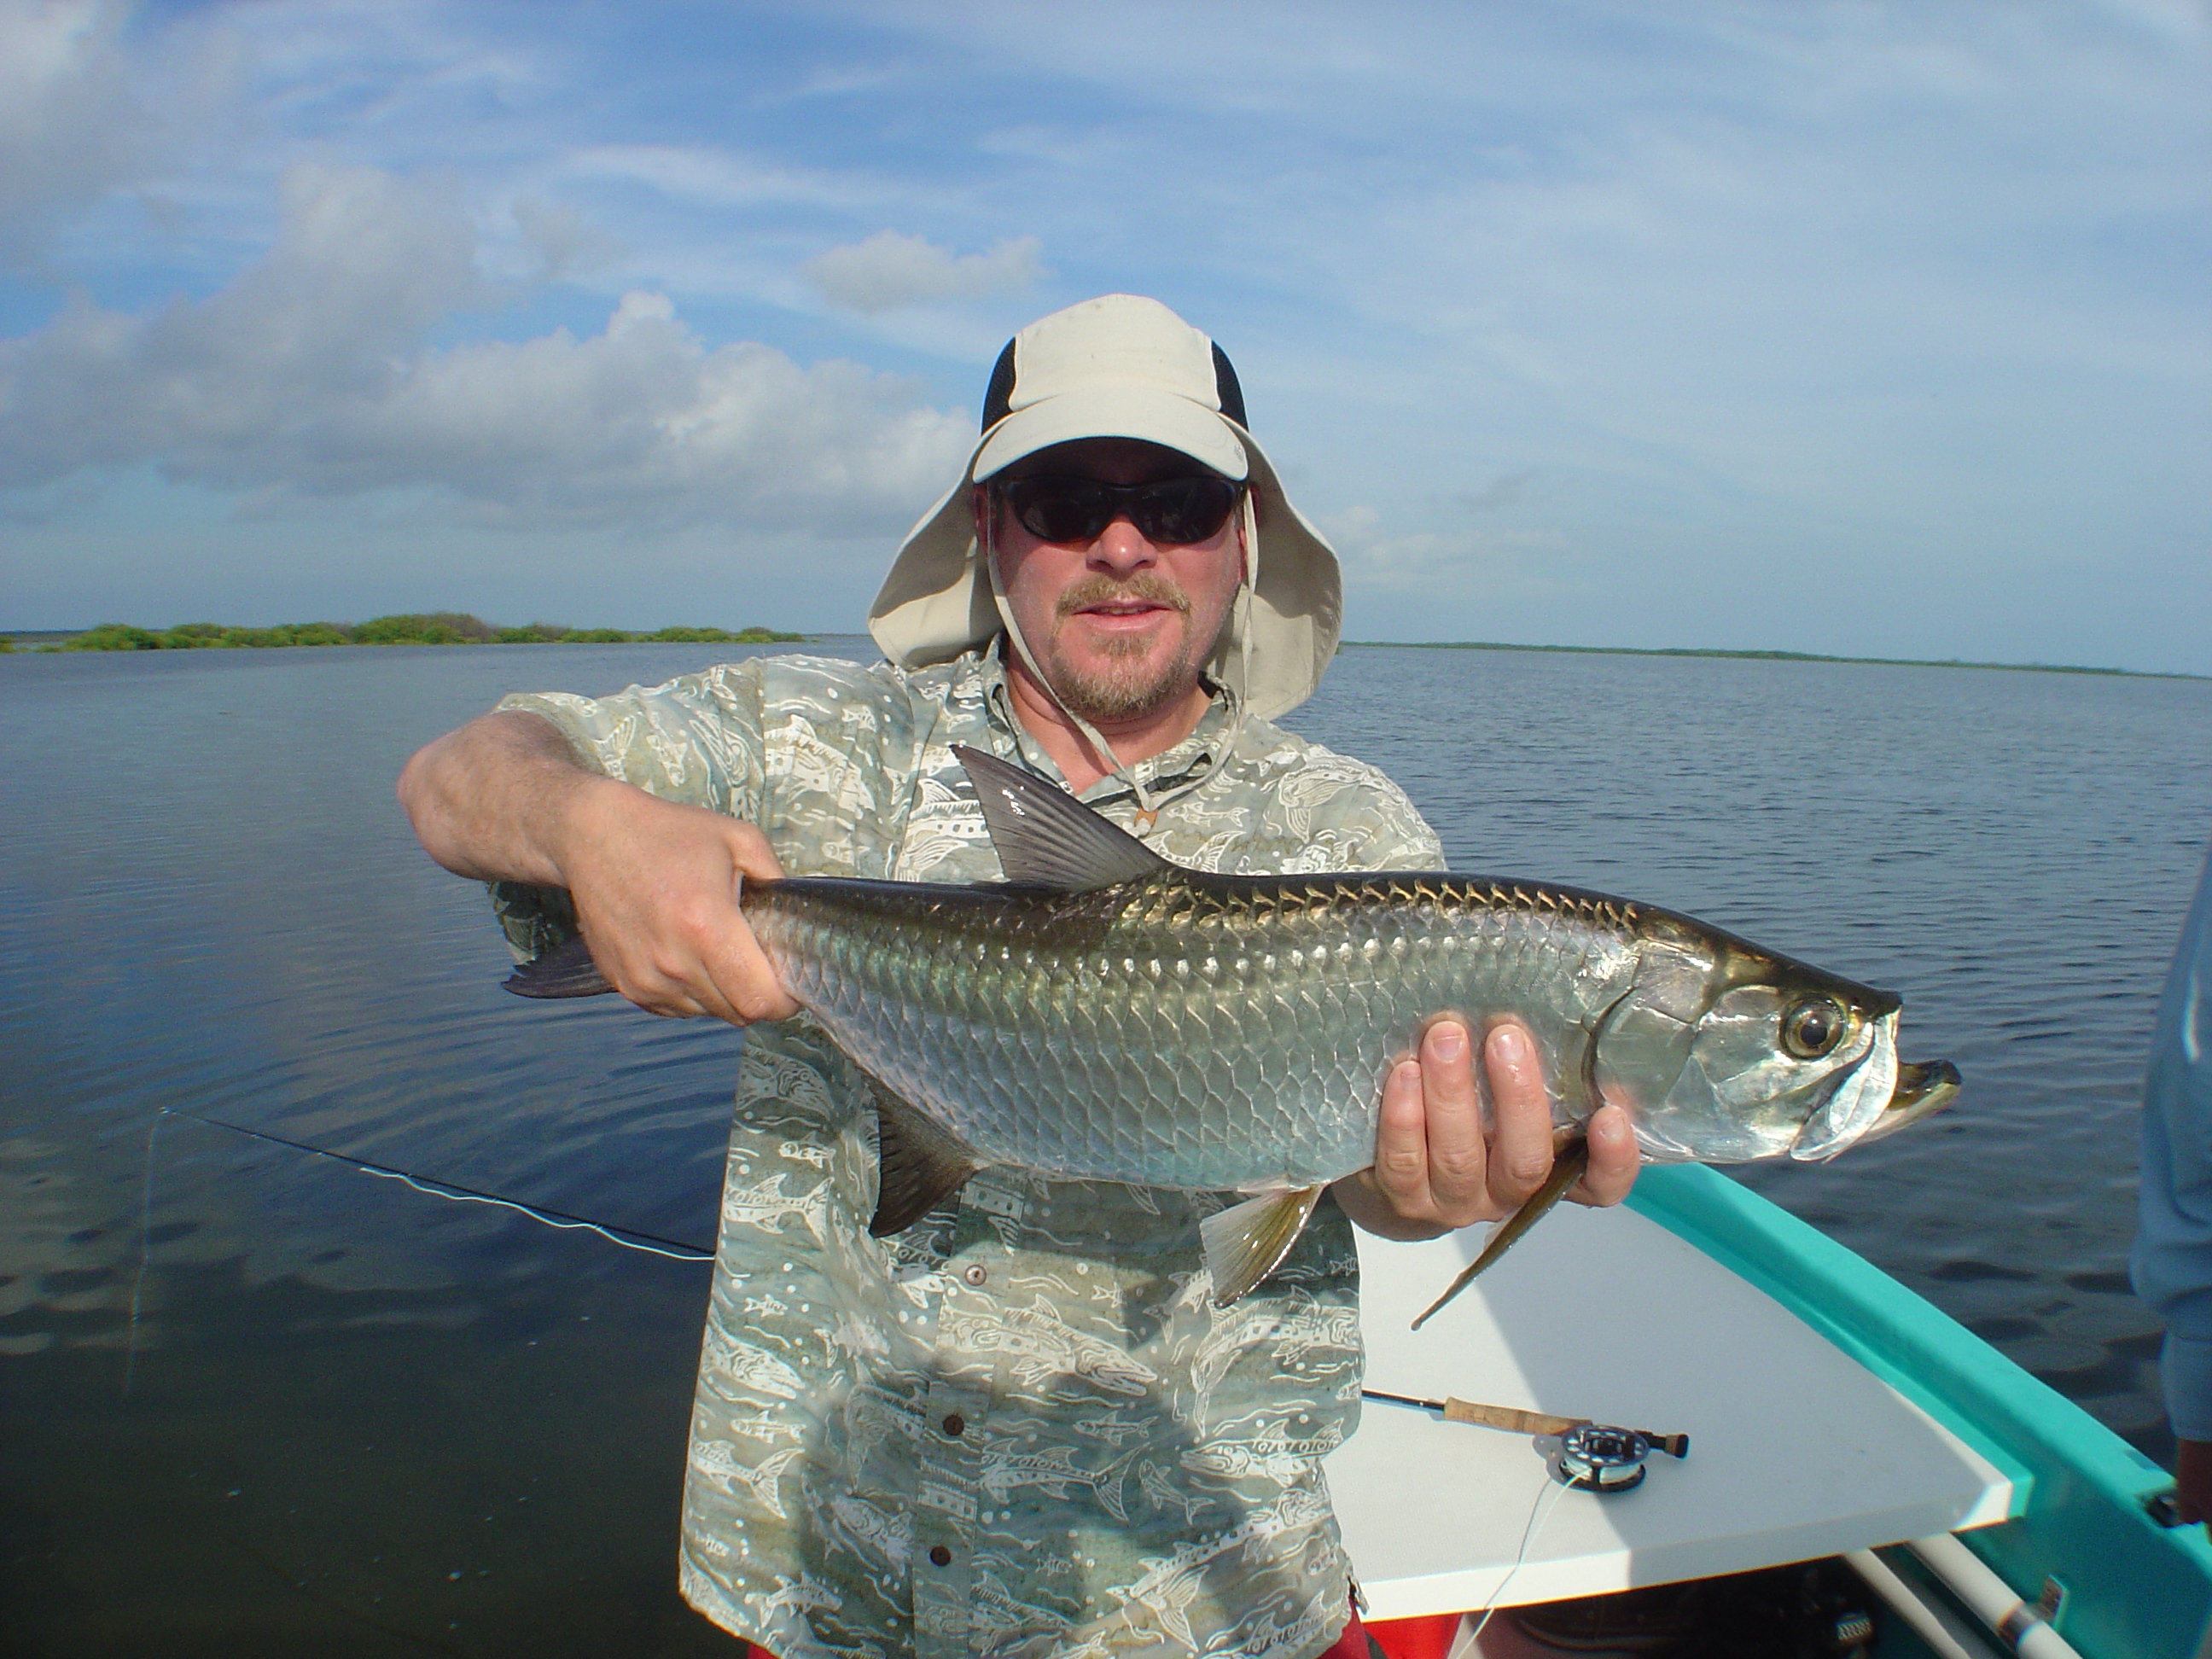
[507,745,1958,1319]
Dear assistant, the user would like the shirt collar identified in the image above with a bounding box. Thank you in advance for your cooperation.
[962,642,1236,809]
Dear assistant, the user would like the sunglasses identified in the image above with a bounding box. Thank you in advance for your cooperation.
[996,474,1244,547]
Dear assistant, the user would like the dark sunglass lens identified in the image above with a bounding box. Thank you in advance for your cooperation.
[1006,479,1109,543]
[1136,478,1237,544]
[1001,475,1239,544]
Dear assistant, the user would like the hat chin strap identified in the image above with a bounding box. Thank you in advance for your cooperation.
[982,510,1157,815]
[1231,490,1257,748]
[980,493,1260,822]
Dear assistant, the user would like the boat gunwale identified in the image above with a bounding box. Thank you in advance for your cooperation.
[1627,1162,2212,1659]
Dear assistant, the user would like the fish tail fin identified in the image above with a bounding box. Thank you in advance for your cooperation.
[1410,1136,1591,1330]
[503,933,616,998]
[1201,1185,1327,1307]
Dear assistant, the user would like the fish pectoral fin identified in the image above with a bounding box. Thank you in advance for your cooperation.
[952,744,1173,892]
[503,933,616,998]
[1410,1136,1591,1330]
[867,1081,984,1237]
[1200,1185,1327,1307]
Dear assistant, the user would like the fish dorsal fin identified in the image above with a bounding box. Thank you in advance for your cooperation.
[865,1074,985,1237]
[952,744,1172,892]
[1199,1185,1327,1307]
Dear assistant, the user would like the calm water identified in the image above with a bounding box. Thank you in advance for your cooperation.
[3,641,2208,1655]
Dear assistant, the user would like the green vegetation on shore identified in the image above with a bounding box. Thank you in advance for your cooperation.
[37,614,807,652]
[1340,638,2203,683]
[14,620,2192,682]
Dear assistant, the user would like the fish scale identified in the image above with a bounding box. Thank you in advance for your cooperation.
[745,872,1642,1193]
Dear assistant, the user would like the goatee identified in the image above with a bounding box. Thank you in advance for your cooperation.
[1044,573,1202,724]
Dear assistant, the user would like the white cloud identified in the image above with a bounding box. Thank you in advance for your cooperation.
[0,0,242,266]
[0,0,153,262]
[568,143,874,212]
[803,229,1044,314]
[0,162,975,531]
[506,195,622,280]
[0,0,2203,666]
[1318,502,1579,602]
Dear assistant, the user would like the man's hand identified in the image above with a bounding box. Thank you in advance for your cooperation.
[1330,1017,1639,1241]
[554,783,800,1024]
[398,710,800,1027]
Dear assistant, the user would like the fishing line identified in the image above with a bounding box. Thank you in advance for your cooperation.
[122,1107,166,1398]
[1451,1466,1574,1655]
[150,1106,714,1261]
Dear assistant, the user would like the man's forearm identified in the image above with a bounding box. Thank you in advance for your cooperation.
[397,708,616,885]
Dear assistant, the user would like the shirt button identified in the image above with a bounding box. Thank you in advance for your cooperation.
[941,1413,965,1438]
[929,1544,952,1568]
[963,1264,988,1286]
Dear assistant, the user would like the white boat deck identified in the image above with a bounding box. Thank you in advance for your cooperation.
[1330,1198,2015,1620]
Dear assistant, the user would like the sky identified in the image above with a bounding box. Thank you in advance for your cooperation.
[0,0,2206,673]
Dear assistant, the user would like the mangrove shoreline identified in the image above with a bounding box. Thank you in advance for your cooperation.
[3,613,808,653]
[3,619,2196,682]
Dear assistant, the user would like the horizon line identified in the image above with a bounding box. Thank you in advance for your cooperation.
[1338,639,2207,683]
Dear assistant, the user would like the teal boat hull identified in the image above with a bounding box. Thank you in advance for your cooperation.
[1628,1163,2212,1659]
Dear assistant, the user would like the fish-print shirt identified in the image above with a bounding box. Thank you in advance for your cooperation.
[491,648,1442,1659]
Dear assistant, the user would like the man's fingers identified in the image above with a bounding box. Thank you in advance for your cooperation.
[623,921,795,1027]
[698,919,801,1024]
[585,931,725,1021]
[1418,1020,1487,1220]
[1569,1103,1639,1207]
[1483,1021,1554,1208]
[1370,1058,1432,1211]
[1351,1014,1639,1240]
[697,822,797,1021]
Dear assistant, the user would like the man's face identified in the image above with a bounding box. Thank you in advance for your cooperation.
[978,437,1246,726]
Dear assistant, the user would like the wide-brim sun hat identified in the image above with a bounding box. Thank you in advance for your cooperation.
[868,294,1343,722]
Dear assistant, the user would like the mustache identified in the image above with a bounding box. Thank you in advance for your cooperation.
[1055,573,1192,620]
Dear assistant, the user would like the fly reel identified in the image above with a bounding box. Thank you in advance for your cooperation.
[1553,1423,1659,1493]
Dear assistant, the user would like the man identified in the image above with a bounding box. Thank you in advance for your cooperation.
[2133,840,2212,1537]
[400,294,1639,1658]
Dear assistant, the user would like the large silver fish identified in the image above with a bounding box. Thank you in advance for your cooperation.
[508,745,1958,1320]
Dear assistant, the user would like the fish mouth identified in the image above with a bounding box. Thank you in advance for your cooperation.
[1859,1057,1960,1144]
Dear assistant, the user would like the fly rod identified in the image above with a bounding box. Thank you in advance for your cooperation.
[1360,1388,1689,1459]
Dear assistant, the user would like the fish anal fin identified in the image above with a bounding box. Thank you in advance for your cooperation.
[1410,1137,1591,1330]
[867,1078,984,1237]
[1200,1185,1327,1307]
[952,744,1171,893]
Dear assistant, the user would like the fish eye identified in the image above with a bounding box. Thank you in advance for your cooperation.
[1781,997,1848,1060]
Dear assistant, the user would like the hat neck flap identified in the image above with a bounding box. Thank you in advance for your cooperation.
[869,419,1340,723]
